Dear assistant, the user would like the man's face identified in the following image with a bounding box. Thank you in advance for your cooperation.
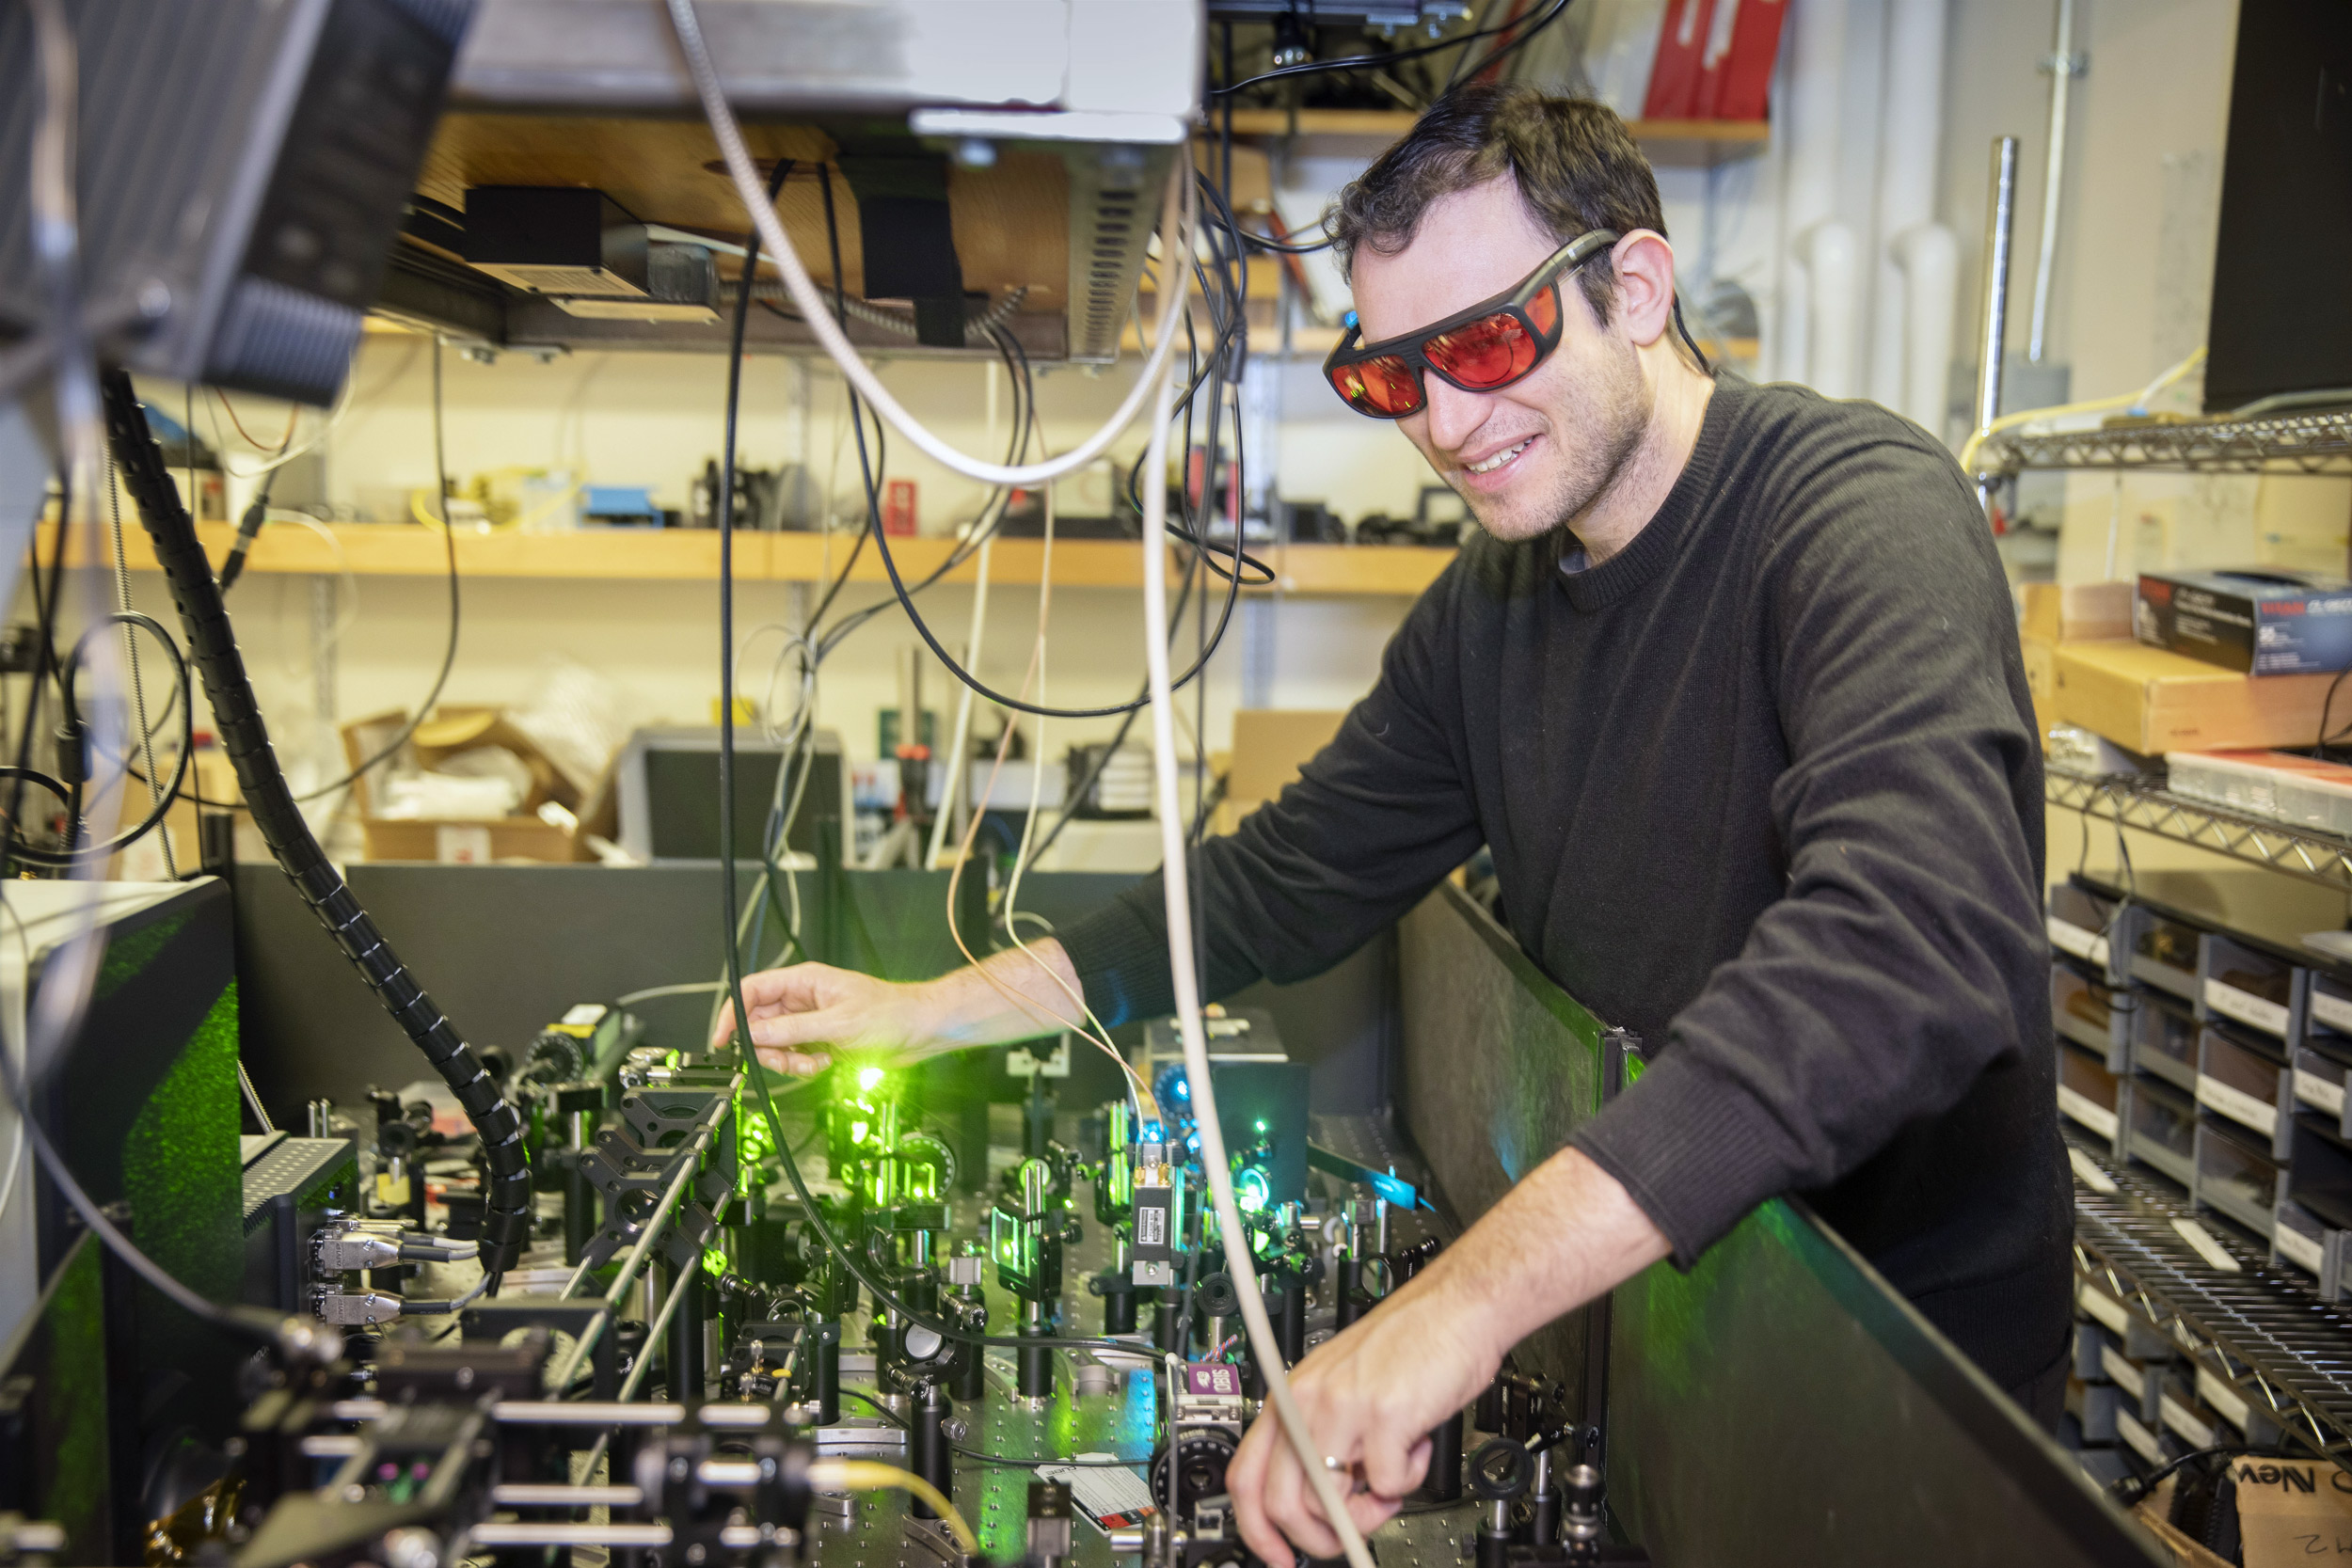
[1349,179,1651,545]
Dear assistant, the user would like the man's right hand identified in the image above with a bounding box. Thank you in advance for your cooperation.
[710,963,942,1077]
[709,939,1091,1078]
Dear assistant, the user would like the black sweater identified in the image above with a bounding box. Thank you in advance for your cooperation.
[1058,376,2073,1391]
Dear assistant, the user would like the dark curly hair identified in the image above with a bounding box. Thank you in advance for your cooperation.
[1328,85,1668,326]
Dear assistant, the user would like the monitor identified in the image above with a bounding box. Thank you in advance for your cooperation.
[613,726,851,867]
[2205,0,2352,413]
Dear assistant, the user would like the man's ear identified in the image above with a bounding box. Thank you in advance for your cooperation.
[1609,230,1679,348]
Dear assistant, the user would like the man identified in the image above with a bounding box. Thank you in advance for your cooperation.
[720,87,2068,1563]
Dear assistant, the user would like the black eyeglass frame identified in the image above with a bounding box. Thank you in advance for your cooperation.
[1323,228,1621,419]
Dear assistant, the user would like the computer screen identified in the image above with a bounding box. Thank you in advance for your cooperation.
[618,728,848,864]
[2205,0,2352,413]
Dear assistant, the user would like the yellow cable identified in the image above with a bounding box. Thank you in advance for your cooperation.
[1960,347,2206,478]
[810,1461,980,1555]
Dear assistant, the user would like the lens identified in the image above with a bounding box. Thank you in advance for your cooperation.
[1330,354,1422,416]
[1424,311,1538,389]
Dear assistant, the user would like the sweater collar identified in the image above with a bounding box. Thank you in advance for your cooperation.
[1553,374,1738,612]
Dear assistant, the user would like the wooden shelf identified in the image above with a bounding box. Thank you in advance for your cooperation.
[51,522,1454,597]
[1216,109,1770,166]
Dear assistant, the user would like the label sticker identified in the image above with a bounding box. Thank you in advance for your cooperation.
[2170,1217,2244,1273]
[2296,1067,2347,1117]
[2118,1410,2164,1465]
[2077,1282,2130,1336]
[2049,916,2111,968]
[2206,979,2291,1037]
[1185,1364,1243,1398]
[2276,1224,2327,1275]
[2058,1085,2120,1140]
[2197,1367,2251,1431]
[2196,1075,2280,1136]
[2313,990,2352,1037]
[1136,1203,1167,1248]
[2161,1394,2217,1451]
[2068,1146,2120,1195]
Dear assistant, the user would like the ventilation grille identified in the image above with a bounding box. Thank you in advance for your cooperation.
[1065,148,1172,365]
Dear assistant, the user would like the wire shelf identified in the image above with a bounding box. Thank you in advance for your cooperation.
[2072,1149,2352,1461]
[2047,763,2352,894]
[1980,408,2352,478]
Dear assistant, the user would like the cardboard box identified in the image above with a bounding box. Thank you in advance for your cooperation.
[2136,568,2352,675]
[1213,709,1348,837]
[2053,641,2344,755]
[2233,1457,2352,1565]
[341,707,590,863]
[2022,580,2136,645]
[359,816,579,864]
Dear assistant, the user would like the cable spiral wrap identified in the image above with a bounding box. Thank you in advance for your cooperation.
[98,370,532,1274]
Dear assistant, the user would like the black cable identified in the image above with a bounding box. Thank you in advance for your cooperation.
[291,339,461,804]
[1451,0,1576,87]
[1212,0,1573,99]
[216,467,277,592]
[5,613,194,869]
[3,475,73,877]
[837,265,1247,715]
[717,209,1160,1361]
[102,370,532,1278]
[2109,1444,2281,1507]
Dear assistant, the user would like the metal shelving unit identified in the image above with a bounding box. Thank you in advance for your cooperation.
[2073,1144,2352,1460]
[1982,407,2352,478]
[2047,762,2352,894]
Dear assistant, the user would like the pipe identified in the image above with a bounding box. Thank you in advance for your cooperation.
[100,372,533,1275]
[1974,137,2021,453]
[1869,0,1952,423]
[1772,0,1848,385]
[1797,222,1859,398]
[2028,0,2081,364]
[1892,225,1960,436]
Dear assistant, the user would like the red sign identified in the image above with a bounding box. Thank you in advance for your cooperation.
[883,478,918,536]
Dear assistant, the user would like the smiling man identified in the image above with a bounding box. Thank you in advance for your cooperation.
[719,86,2068,1562]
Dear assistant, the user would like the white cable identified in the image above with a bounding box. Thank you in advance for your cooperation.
[1136,311,1376,1568]
[660,0,1197,489]
[924,535,993,870]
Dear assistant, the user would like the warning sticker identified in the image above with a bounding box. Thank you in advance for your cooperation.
[1038,1458,1158,1531]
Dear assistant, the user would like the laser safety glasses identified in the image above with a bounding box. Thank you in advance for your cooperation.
[1323,229,1620,419]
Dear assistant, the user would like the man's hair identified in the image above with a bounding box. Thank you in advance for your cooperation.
[1328,86,1667,325]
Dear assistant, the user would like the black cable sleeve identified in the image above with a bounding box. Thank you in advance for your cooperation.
[100,370,532,1275]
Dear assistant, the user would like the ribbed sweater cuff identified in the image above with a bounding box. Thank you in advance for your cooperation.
[1568,1045,1795,1269]
[1055,889,1174,1028]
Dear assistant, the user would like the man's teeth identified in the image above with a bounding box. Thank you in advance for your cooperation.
[1467,439,1530,475]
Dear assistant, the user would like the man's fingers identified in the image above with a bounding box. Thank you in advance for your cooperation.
[1261,1439,1346,1562]
[754,1046,832,1078]
[1361,1424,1433,1502]
[744,1007,847,1051]
[1343,1487,1403,1542]
[1227,1423,1294,1567]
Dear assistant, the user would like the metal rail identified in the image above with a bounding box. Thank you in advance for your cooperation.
[2046,764,2352,894]
[2073,1148,2352,1460]
[1981,407,2352,478]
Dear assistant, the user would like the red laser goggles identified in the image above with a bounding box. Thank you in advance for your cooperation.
[1324,229,1619,419]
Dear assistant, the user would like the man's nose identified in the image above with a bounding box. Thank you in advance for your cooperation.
[1421,375,1493,455]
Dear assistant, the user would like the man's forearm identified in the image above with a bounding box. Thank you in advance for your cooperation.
[910,939,1091,1053]
[1401,1145,1673,1362]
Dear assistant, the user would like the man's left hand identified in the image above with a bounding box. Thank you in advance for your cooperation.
[1225,1267,1502,1564]
[1221,1147,1673,1564]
